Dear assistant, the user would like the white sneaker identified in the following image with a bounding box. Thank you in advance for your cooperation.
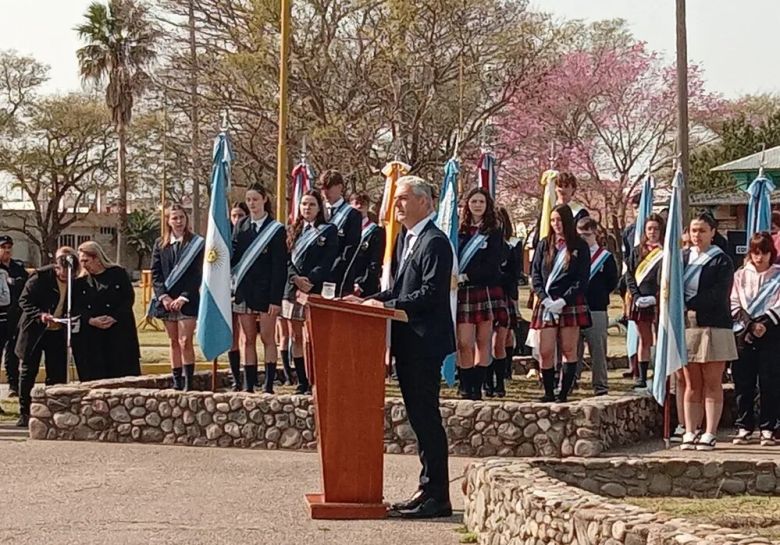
[733,429,752,445]
[696,432,717,451]
[760,430,776,447]
[670,425,685,443]
[680,432,697,450]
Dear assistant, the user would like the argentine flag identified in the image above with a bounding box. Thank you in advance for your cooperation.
[627,174,654,360]
[745,174,776,242]
[652,168,687,405]
[197,132,234,361]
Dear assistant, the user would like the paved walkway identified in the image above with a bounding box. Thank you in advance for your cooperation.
[0,435,472,545]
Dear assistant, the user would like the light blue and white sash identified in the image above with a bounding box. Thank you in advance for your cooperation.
[231,219,284,291]
[292,224,332,269]
[543,246,568,321]
[148,235,204,314]
[747,271,780,317]
[360,222,379,244]
[589,248,611,281]
[458,233,488,272]
[683,245,724,302]
[330,203,352,230]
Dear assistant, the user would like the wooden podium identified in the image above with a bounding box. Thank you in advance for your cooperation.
[298,293,407,520]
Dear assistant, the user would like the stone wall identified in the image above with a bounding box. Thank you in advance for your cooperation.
[464,458,780,545]
[31,374,661,457]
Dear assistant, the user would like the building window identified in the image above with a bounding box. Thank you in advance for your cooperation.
[59,234,76,248]
[77,235,91,246]
[100,227,116,236]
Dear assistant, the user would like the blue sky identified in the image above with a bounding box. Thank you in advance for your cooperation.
[0,0,777,99]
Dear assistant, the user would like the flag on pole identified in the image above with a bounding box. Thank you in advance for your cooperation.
[651,168,687,405]
[477,151,497,199]
[435,158,460,387]
[538,169,558,240]
[745,174,776,242]
[627,175,655,359]
[290,161,315,222]
[379,160,411,290]
[196,132,234,361]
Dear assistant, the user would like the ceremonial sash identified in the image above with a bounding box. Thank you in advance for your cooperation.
[634,247,663,287]
[589,248,611,281]
[329,203,352,230]
[458,233,488,272]
[683,245,724,302]
[746,270,780,317]
[231,219,284,291]
[292,224,332,269]
[543,246,568,321]
[360,222,378,245]
[148,235,205,315]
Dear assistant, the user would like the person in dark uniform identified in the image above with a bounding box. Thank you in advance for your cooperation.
[231,184,287,394]
[149,204,204,391]
[15,247,78,428]
[227,201,249,385]
[356,176,454,519]
[530,204,591,403]
[625,213,665,389]
[73,241,140,380]
[0,235,28,397]
[348,192,386,297]
[456,187,508,401]
[281,190,339,394]
[317,170,361,296]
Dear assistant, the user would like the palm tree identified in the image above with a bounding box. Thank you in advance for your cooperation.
[76,0,160,266]
[126,209,160,271]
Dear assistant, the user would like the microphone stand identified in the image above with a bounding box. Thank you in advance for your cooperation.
[65,259,75,383]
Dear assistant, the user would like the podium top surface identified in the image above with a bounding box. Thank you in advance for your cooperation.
[297,293,408,323]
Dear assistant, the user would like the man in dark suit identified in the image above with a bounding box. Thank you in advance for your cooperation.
[317,170,362,296]
[355,176,454,519]
[15,247,78,428]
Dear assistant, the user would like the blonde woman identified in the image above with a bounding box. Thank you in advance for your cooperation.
[74,241,140,381]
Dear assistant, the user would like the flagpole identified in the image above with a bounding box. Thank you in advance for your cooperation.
[276,0,292,222]
[663,377,671,448]
[212,357,218,392]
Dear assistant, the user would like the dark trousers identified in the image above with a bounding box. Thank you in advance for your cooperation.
[733,343,780,432]
[19,329,68,416]
[0,319,20,392]
[395,356,450,502]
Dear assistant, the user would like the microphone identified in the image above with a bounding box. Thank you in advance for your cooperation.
[65,254,76,267]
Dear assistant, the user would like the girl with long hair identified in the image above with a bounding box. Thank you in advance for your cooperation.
[227,201,249,386]
[456,188,509,400]
[231,185,287,394]
[625,213,665,389]
[149,204,204,391]
[530,204,591,403]
[280,190,339,394]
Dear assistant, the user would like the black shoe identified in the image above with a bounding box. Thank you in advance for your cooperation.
[394,497,452,519]
[183,364,195,392]
[391,489,426,511]
[245,365,258,393]
[228,350,242,392]
[540,368,556,403]
[293,357,309,393]
[15,414,29,428]
[633,379,647,389]
[263,363,276,394]
[7,390,18,399]
[172,368,184,391]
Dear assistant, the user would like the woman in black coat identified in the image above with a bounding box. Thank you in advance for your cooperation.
[73,241,140,381]
[231,184,287,394]
[149,204,204,391]
[280,189,338,394]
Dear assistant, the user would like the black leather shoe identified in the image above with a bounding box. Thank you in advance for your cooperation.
[391,490,426,511]
[395,498,452,519]
[15,414,29,428]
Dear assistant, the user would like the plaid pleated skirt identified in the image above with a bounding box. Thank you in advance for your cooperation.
[504,296,519,329]
[629,304,657,323]
[530,293,591,329]
[457,285,509,326]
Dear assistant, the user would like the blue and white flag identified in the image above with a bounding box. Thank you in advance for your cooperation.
[435,157,460,387]
[745,174,776,242]
[627,174,655,359]
[652,168,687,405]
[197,132,234,361]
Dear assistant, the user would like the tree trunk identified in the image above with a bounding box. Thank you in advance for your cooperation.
[116,120,128,266]
[189,0,201,234]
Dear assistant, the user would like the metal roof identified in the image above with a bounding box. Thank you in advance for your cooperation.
[690,188,780,206]
[711,145,780,173]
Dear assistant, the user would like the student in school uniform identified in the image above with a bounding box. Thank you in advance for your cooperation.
[227,201,249,388]
[530,204,590,403]
[231,185,287,394]
[456,187,509,401]
[576,217,619,396]
[349,192,386,297]
[149,204,204,391]
[317,170,362,297]
[680,213,737,452]
[281,190,339,394]
[624,213,665,389]
[730,232,780,447]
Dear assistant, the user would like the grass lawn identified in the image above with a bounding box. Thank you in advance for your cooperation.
[624,496,780,540]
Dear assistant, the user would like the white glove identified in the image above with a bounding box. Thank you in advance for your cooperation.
[635,296,657,309]
[544,298,566,314]
[457,274,468,284]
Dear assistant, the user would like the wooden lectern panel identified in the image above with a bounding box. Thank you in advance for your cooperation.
[300,294,406,519]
